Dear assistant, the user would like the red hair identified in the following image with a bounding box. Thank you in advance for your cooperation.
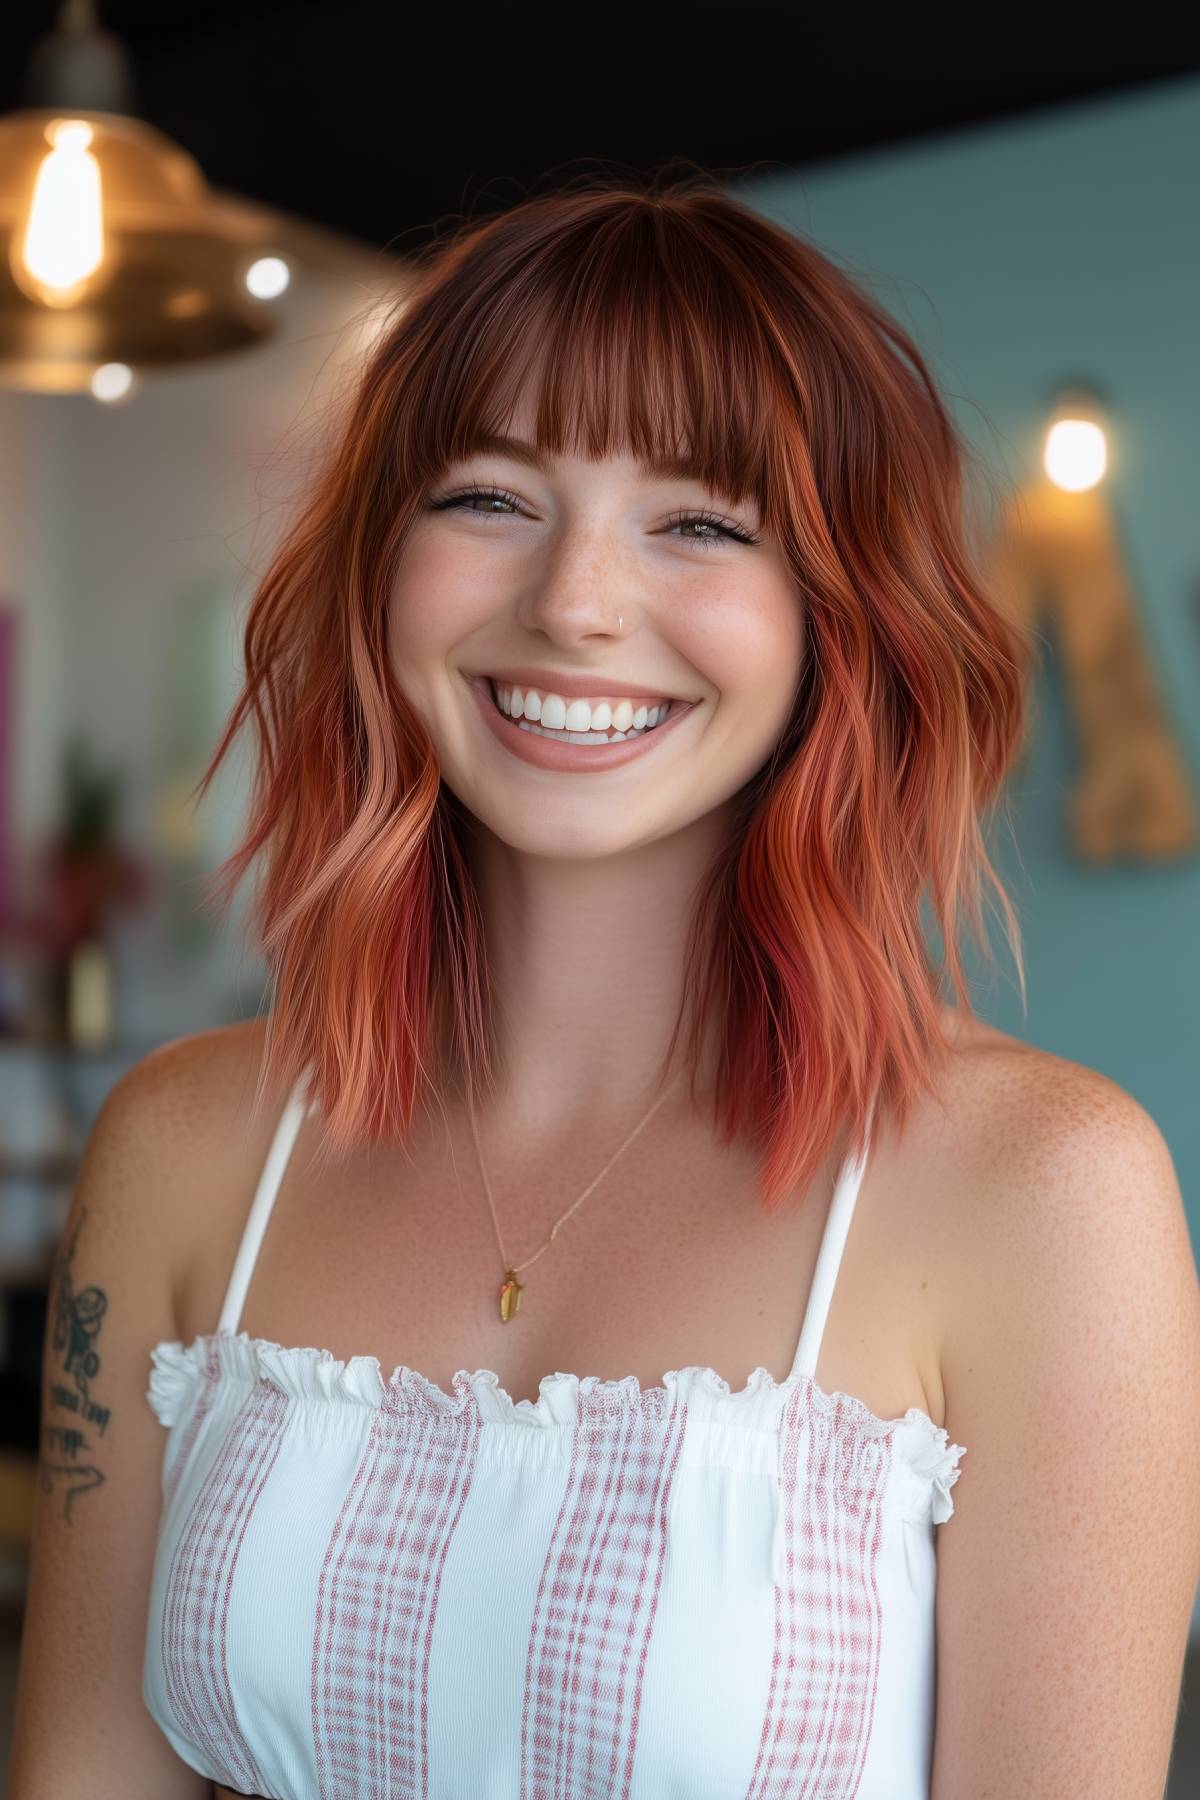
[195,171,1034,1211]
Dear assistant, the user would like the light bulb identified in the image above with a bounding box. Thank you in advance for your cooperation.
[19,119,105,302]
[245,255,290,299]
[1044,418,1107,492]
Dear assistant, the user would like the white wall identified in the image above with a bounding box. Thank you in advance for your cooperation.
[1,250,404,1042]
[1,391,71,866]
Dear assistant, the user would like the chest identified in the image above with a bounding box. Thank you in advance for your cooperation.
[176,1101,945,1430]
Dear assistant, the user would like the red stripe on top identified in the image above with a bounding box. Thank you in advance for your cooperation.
[746,1381,894,1799]
[521,1380,690,1800]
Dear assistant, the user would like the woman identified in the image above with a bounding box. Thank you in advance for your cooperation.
[12,175,1199,1799]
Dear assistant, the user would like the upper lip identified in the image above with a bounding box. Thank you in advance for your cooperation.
[474,667,694,702]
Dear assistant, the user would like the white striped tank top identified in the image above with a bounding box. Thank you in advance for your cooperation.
[142,1069,966,1798]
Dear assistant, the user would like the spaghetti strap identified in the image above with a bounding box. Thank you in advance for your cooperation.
[215,1062,318,1337]
[787,1097,877,1383]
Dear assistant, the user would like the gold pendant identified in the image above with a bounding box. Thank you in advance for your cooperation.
[499,1269,523,1322]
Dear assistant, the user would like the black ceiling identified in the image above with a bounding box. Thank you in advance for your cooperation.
[4,2,1199,257]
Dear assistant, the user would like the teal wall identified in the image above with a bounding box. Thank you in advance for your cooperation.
[737,73,1200,1635]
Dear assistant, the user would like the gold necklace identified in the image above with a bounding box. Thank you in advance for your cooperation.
[465,1077,680,1321]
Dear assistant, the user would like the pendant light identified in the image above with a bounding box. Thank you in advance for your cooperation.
[0,0,282,392]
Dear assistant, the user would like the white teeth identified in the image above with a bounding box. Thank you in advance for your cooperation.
[492,681,672,742]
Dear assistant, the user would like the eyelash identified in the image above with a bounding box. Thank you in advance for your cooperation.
[427,485,761,550]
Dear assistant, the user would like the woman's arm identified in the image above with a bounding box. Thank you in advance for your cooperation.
[930,1059,1200,1799]
[8,1045,212,1799]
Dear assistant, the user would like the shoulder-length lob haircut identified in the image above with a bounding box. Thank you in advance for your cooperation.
[196,172,1035,1213]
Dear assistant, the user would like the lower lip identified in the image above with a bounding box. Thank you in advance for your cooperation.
[466,676,698,773]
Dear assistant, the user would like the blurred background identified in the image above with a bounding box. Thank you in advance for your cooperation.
[0,1,1198,1788]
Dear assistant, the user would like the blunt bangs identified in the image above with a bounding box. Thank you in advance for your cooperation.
[382,212,781,541]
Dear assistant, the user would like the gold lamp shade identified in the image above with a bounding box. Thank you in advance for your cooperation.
[0,107,278,392]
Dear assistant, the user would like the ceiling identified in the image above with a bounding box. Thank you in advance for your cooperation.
[3,1,1199,257]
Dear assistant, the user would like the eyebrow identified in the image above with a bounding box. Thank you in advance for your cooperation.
[451,432,707,485]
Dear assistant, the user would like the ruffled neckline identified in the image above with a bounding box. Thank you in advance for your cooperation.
[147,1329,966,1523]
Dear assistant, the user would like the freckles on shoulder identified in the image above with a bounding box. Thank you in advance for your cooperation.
[928,1062,1198,1797]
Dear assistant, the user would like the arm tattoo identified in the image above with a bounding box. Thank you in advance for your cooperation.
[39,1206,111,1524]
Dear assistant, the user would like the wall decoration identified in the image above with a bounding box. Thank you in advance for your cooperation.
[986,388,1198,865]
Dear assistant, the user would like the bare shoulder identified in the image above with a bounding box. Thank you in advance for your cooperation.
[101,1017,288,1322]
[914,1011,1192,1375]
[112,1014,278,1139]
[923,1015,1200,1796]
[923,1007,1185,1263]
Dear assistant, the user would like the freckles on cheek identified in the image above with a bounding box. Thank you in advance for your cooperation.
[394,591,445,656]
[688,591,802,699]
[390,538,502,661]
[745,581,805,682]
[388,585,456,666]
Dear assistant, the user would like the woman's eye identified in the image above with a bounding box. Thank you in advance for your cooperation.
[430,486,524,518]
[664,510,758,549]
[428,487,758,549]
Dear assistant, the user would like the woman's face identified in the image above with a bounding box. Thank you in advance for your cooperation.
[386,402,805,860]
